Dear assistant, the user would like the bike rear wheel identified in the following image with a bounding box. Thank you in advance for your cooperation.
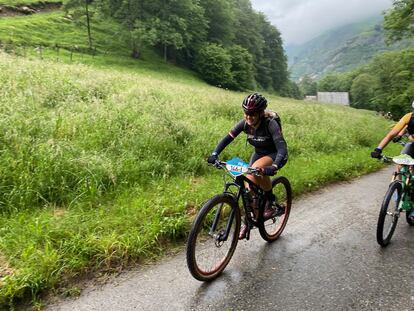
[186,194,240,281]
[377,180,402,247]
[259,176,292,242]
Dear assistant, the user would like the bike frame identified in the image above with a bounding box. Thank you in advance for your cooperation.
[393,164,414,211]
[209,163,266,241]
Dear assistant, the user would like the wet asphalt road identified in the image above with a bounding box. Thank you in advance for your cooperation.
[46,167,414,311]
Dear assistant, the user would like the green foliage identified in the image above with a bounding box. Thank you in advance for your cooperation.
[288,16,412,80]
[383,0,414,43]
[315,47,413,119]
[64,0,95,49]
[0,11,208,84]
[259,15,288,91]
[0,12,130,55]
[299,75,317,96]
[95,0,289,93]
[194,43,257,90]
[195,43,233,88]
[140,0,207,61]
[318,74,340,91]
[280,80,303,99]
[350,73,380,109]
[0,0,290,94]
[0,0,61,4]
[318,72,356,92]
[199,0,235,44]
[227,45,255,90]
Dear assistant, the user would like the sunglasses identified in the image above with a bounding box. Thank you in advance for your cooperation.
[244,110,259,117]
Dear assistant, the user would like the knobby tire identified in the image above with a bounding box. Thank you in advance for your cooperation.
[258,176,292,242]
[377,180,402,247]
[186,193,240,281]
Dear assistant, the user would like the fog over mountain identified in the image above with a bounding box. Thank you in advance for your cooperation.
[250,0,393,45]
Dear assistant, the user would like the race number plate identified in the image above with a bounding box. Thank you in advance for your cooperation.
[225,157,249,176]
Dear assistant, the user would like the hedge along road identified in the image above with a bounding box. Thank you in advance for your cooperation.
[46,166,414,310]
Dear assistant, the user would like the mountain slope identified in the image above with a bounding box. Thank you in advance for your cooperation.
[286,16,411,80]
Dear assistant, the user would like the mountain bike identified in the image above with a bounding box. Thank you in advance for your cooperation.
[377,153,414,247]
[186,157,292,281]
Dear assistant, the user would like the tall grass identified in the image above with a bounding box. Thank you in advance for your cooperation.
[0,0,62,5]
[0,53,398,307]
[0,11,202,84]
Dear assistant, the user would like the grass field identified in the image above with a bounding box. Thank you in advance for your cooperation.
[0,11,203,85]
[0,51,399,308]
[0,0,62,6]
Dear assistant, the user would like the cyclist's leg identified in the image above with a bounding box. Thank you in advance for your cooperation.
[401,142,414,156]
[247,153,274,191]
[239,153,273,239]
[397,142,414,177]
[401,142,414,217]
[249,153,288,218]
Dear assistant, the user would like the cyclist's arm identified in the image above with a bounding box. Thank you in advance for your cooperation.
[212,120,245,155]
[268,119,288,168]
[377,113,411,150]
[398,125,407,137]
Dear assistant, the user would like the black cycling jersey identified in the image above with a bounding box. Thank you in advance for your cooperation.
[213,117,288,168]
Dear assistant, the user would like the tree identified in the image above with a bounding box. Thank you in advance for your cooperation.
[369,48,414,118]
[350,73,379,108]
[65,0,95,50]
[383,0,414,43]
[299,75,317,95]
[98,0,152,58]
[195,43,233,88]
[258,14,288,92]
[138,0,207,62]
[280,80,303,99]
[318,74,341,92]
[94,0,290,94]
[199,0,236,45]
[233,0,264,65]
[98,0,207,61]
[228,45,255,90]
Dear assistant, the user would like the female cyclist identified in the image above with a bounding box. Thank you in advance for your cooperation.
[207,93,288,239]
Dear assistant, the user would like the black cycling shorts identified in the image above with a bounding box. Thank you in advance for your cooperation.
[401,142,414,158]
[249,152,288,169]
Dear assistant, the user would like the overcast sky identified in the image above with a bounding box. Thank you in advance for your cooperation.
[250,0,393,45]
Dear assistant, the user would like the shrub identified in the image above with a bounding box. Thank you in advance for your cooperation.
[195,43,233,88]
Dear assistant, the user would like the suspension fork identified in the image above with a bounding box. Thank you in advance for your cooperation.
[398,167,414,211]
[209,182,240,241]
[210,204,237,242]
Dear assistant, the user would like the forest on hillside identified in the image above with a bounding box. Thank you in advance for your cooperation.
[298,0,413,119]
[286,16,411,80]
[64,0,294,95]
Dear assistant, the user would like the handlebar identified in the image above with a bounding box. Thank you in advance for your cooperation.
[211,160,262,176]
[380,155,393,163]
[376,135,410,162]
[393,133,410,146]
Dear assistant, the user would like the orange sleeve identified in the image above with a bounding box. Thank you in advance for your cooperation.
[392,113,412,133]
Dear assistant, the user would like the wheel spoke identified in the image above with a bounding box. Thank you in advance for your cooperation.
[377,181,401,246]
[187,195,240,281]
[259,176,292,242]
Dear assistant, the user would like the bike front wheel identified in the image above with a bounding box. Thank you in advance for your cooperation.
[186,193,240,281]
[259,176,292,242]
[377,180,402,247]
